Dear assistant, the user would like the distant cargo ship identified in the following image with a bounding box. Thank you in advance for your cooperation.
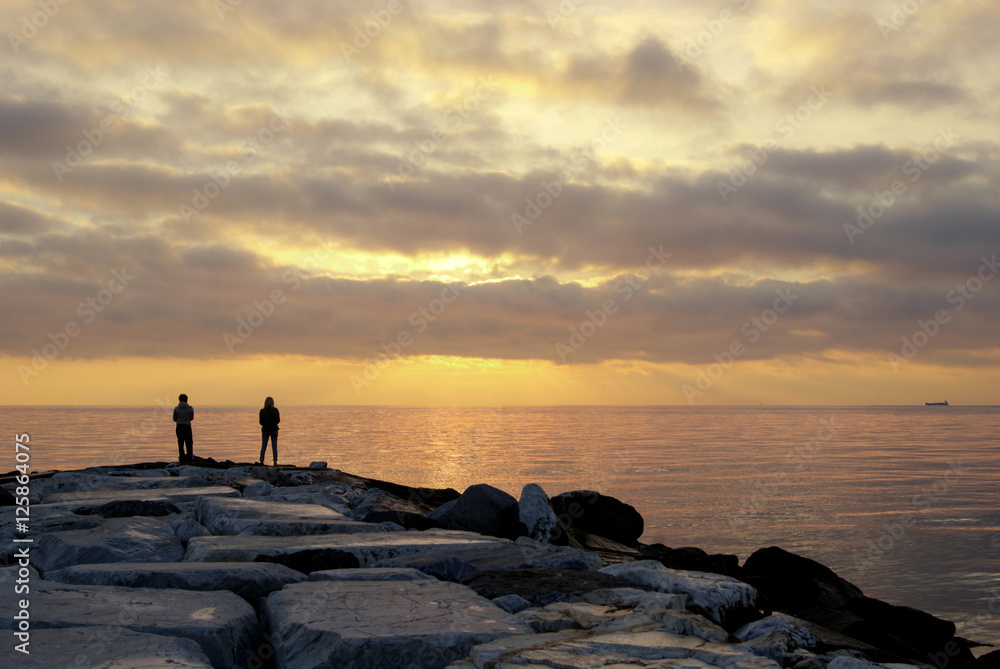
[925,401,949,406]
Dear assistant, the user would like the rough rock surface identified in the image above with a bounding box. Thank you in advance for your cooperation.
[519,483,559,543]
[185,528,506,566]
[461,567,653,607]
[350,487,442,530]
[12,627,215,669]
[169,513,212,546]
[428,483,523,540]
[264,580,534,669]
[44,561,305,607]
[601,560,760,629]
[0,582,259,669]
[549,489,645,546]
[194,492,396,535]
[467,597,779,669]
[493,593,532,614]
[36,516,185,573]
[242,480,273,497]
[372,540,597,581]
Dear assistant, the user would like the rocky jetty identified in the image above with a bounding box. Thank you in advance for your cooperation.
[0,458,989,669]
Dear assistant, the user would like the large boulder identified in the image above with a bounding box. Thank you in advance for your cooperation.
[740,546,975,668]
[36,516,184,573]
[0,582,259,669]
[518,483,558,543]
[263,580,533,669]
[601,560,760,630]
[427,483,523,540]
[44,561,305,608]
[549,490,644,546]
[741,546,864,612]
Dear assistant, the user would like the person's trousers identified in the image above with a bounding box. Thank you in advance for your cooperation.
[260,431,277,464]
[176,424,193,461]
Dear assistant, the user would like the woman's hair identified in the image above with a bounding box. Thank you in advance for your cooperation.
[264,397,274,408]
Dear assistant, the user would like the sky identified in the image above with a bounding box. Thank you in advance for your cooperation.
[1,0,998,406]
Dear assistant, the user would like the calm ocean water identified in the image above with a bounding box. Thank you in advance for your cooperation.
[3,405,998,646]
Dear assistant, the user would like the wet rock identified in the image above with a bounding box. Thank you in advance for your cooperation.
[36,516,184,573]
[263,580,533,669]
[519,483,558,543]
[74,499,181,517]
[309,461,328,469]
[427,483,523,540]
[549,490,644,546]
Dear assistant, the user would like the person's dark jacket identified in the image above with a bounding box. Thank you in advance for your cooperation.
[259,406,280,433]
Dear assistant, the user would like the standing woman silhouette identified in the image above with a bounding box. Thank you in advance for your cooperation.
[258,397,280,465]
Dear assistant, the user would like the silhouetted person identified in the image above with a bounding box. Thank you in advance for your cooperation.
[173,393,194,463]
[259,396,279,465]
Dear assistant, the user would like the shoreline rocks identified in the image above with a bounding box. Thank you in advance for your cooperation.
[0,459,987,669]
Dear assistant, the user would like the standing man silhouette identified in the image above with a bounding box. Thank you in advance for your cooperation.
[259,396,279,466]
[173,393,194,463]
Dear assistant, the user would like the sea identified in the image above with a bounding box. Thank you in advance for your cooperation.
[4,405,998,648]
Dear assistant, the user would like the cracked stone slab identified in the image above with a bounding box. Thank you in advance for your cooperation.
[45,561,305,607]
[264,580,534,669]
[185,528,508,566]
[36,516,185,573]
[194,496,393,536]
[12,627,214,669]
[0,582,259,669]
